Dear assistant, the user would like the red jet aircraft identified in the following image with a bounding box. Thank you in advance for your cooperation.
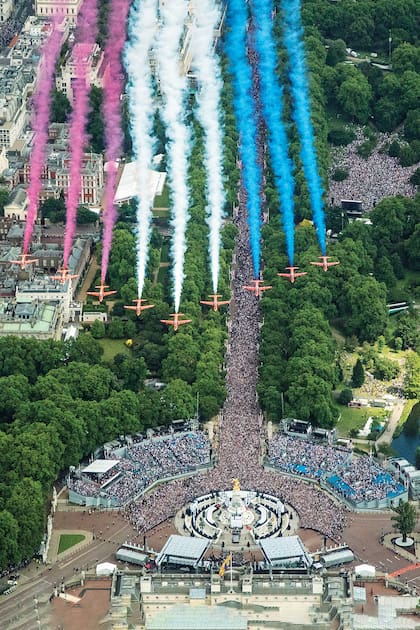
[200,294,230,312]
[86,284,117,303]
[124,298,155,316]
[310,256,340,272]
[278,266,307,283]
[51,267,78,285]
[160,313,192,332]
[10,253,38,269]
[242,279,272,298]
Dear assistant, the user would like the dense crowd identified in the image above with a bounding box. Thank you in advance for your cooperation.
[0,18,22,50]
[126,80,349,541]
[268,433,351,479]
[327,458,405,504]
[268,433,405,505]
[329,129,418,211]
[68,432,211,506]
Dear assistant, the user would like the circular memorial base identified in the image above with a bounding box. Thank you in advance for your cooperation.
[394,536,414,548]
[175,489,299,551]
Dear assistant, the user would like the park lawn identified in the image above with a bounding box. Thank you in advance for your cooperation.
[336,405,387,437]
[98,338,131,362]
[153,183,170,209]
[58,534,85,555]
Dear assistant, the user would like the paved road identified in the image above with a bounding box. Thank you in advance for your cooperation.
[376,399,406,445]
[0,511,133,629]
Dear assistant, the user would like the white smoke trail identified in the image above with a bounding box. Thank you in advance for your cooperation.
[156,0,190,313]
[124,0,158,299]
[190,0,225,294]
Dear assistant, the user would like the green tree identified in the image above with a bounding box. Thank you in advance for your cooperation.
[337,73,372,123]
[405,354,420,398]
[107,318,125,339]
[50,89,71,123]
[404,109,420,141]
[7,478,46,561]
[111,354,147,391]
[66,334,104,364]
[344,276,388,342]
[338,389,353,405]
[392,42,420,74]
[77,206,97,224]
[39,197,66,223]
[352,359,365,387]
[0,187,9,216]
[0,510,19,568]
[87,86,105,153]
[415,446,420,470]
[0,374,30,423]
[90,319,105,339]
[391,501,417,543]
[159,379,195,424]
[326,39,347,66]
[394,337,403,352]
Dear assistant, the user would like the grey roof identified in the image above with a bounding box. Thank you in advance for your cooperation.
[157,535,209,563]
[115,548,148,565]
[146,605,247,630]
[260,536,307,561]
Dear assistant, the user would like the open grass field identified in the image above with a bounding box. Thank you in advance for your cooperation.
[153,183,170,209]
[58,534,85,555]
[336,405,387,437]
[97,338,131,362]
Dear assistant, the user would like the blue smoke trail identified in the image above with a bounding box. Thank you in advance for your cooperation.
[281,0,327,254]
[252,0,295,266]
[225,0,262,278]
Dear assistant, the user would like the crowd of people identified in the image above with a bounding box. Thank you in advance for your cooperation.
[68,432,211,506]
[0,17,22,50]
[268,433,352,479]
[329,128,418,211]
[125,84,349,542]
[327,458,405,504]
[267,433,405,505]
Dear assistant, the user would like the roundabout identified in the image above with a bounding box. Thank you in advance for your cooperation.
[175,479,299,550]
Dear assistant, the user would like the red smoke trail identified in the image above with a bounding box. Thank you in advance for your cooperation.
[101,0,131,285]
[23,19,63,255]
[63,0,98,268]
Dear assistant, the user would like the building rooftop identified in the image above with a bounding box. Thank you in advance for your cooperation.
[0,302,57,334]
[82,459,119,475]
[146,605,247,630]
[156,535,210,567]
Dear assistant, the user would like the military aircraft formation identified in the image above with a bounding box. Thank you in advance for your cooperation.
[11,250,338,331]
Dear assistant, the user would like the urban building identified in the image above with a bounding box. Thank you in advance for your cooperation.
[21,144,104,207]
[0,0,13,22]
[16,275,72,320]
[56,42,107,100]
[3,186,27,220]
[0,299,63,339]
[388,457,420,499]
[35,0,82,23]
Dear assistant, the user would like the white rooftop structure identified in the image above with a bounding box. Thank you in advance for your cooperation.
[260,535,312,568]
[82,459,119,475]
[355,564,376,577]
[96,562,117,576]
[156,535,209,568]
[114,161,166,205]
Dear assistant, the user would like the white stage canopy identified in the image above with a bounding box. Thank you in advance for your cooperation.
[82,459,119,475]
